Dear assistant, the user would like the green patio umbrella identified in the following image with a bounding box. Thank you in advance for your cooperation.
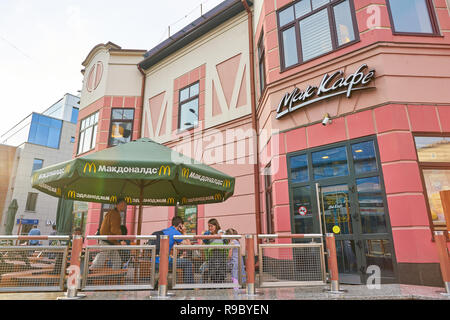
[55,198,74,235]
[31,138,235,235]
[4,199,18,235]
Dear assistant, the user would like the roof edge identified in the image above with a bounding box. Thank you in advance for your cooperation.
[81,41,122,67]
[139,0,253,71]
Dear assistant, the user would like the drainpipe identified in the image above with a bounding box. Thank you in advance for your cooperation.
[242,0,262,238]
[137,64,146,139]
[136,64,146,235]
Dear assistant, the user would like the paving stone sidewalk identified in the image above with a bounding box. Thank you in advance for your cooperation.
[0,284,449,300]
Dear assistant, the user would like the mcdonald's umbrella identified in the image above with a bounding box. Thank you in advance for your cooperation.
[55,198,74,235]
[31,138,235,234]
[4,199,18,235]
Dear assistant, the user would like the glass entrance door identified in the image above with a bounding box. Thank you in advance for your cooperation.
[288,137,397,285]
[319,183,362,284]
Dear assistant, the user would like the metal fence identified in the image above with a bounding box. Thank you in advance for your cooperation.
[82,235,156,291]
[171,235,244,289]
[258,234,326,288]
[0,236,69,292]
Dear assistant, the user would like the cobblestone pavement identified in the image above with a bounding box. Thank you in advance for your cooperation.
[0,284,449,300]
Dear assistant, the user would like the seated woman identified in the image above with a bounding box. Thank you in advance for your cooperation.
[200,218,228,283]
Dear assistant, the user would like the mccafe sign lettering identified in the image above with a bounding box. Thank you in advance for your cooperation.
[276,64,375,119]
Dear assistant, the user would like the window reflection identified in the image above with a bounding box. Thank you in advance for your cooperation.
[422,169,450,225]
[388,0,434,34]
[78,111,99,154]
[32,159,43,173]
[293,186,313,234]
[352,141,377,174]
[334,0,355,45]
[290,154,308,183]
[28,113,62,149]
[295,0,311,19]
[282,27,299,68]
[356,176,387,234]
[364,239,395,279]
[414,136,450,163]
[335,240,358,274]
[279,5,295,27]
[312,146,349,180]
[179,82,200,131]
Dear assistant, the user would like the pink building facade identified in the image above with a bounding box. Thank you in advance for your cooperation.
[75,0,450,286]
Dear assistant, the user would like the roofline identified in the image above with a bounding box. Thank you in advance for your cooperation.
[139,0,253,71]
[81,41,122,66]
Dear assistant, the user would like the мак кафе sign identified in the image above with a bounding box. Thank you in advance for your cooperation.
[276,64,375,119]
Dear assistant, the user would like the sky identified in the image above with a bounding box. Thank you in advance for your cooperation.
[0,0,224,136]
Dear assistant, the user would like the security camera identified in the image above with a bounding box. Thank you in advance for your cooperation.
[322,113,332,126]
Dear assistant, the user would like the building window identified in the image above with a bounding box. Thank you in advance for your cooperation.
[386,0,439,35]
[258,32,267,96]
[31,159,43,174]
[109,109,134,147]
[414,135,450,231]
[77,111,99,154]
[176,205,197,235]
[28,113,63,149]
[71,107,79,124]
[264,164,275,234]
[278,0,358,70]
[25,192,38,211]
[178,82,199,131]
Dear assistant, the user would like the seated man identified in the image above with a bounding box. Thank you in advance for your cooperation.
[155,216,194,284]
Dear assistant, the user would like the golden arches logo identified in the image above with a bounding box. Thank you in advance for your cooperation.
[181,197,187,204]
[110,196,117,203]
[83,162,97,173]
[159,165,171,176]
[65,164,71,173]
[125,197,132,204]
[67,190,76,199]
[214,193,222,201]
[222,179,231,188]
[56,188,61,196]
[167,198,175,205]
[181,168,190,179]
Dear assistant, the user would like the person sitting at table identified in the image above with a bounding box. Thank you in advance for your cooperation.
[200,218,227,283]
[155,216,194,284]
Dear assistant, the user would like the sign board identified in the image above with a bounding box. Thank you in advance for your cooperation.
[276,64,375,119]
[332,225,341,234]
[298,206,307,216]
[16,219,39,225]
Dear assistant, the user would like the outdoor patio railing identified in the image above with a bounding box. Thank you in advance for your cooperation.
[82,235,156,291]
[171,235,244,290]
[0,235,69,292]
[257,234,327,288]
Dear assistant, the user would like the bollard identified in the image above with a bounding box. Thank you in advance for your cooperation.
[245,235,256,295]
[58,234,85,300]
[154,235,174,298]
[325,233,343,294]
[434,231,450,296]
[242,234,264,296]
